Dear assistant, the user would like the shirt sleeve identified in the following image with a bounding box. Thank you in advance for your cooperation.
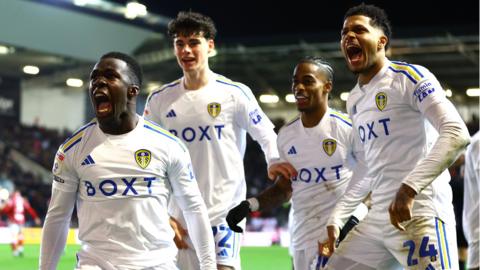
[39,188,76,270]
[166,142,216,270]
[402,67,470,193]
[51,148,79,192]
[463,132,480,243]
[39,146,78,270]
[234,84,279,165]
[143,92,163,125]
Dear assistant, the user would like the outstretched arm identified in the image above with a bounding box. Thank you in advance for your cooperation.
[227,176,291,232]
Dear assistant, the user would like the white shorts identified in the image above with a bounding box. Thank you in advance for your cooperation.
[326,215,459,270]
[177,224,242,269]
[467,241,479,269]
[293,243,329,270]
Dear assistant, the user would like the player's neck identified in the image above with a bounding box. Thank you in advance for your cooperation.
[99,112,139,135]
[301,106,327,128]
[183,68,211,90]
[358,56,386,86]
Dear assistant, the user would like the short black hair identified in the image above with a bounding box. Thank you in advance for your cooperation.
[100,51,143,87]
[345,3,392,49]
[298,56,334,83]
[168,11,217,40]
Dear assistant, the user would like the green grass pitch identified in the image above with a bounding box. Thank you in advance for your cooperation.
[0,244,292,270]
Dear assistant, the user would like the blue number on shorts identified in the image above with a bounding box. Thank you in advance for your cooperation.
[403,236,438,266]
[419,236,438,259]
[212,225,233,248]
[403,240,418,266]
[218,225,232,248]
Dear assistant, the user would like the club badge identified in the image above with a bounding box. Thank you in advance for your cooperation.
[135,149,151,169]
[375,92,387,111]
[207,102,221,118]
[323,139,337,156]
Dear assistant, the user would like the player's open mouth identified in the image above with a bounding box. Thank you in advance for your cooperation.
[295,94,309,105]
[346,45,363,65]
[182,57,195,65]
[94,93,112,117]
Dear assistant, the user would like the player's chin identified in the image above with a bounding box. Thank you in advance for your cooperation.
[95,110,115,122]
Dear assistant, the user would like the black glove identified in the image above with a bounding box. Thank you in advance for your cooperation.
[337,215,360,245]
[226,200,251,233]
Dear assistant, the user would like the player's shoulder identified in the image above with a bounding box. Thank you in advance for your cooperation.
[142,118,188,152]
[213,73,255,100]
[59,119,97,154]
[146,79,182,102]
[278,116,301,137]
[387,60,433,86]
[328,109,352,129]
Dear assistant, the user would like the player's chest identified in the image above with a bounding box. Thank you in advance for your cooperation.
[76,142,166,180]
[75,143,169,198]
[160,93,235,126]
[351,85,410,144]
[281,135,348,168]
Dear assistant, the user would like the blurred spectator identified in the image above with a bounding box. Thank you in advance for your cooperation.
[0,186,41,256]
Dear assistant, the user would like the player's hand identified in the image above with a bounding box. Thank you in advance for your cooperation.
[388,183,416,231]
[34,217,41,226]
[319,225,340,257]
[267,162,297,181]
[226,200,250,233]
[169,216,189,249]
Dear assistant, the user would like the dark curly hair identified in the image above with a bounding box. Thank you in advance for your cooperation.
[100,51,143,87]
[168,11,217,40]
[345,3,392,49]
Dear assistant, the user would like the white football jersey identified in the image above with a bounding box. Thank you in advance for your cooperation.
[277,108,355,249]
[52,116,200,268]
[463,131,479,245]
[346,59,454,223]
[144,72,278,225]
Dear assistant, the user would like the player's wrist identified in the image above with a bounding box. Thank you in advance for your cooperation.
[246,197,259,212]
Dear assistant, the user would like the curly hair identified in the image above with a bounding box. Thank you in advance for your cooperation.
[344,3,392,49]
[168,11,217,40]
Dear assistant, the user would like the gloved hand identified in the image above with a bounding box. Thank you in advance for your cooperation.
[226,200,251,233]
[338,215,360,243]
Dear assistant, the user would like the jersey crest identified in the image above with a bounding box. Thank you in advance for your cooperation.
[207,102,221,118]
[375,92,387,111]
[323,139,336,156]
[135,149,152,169]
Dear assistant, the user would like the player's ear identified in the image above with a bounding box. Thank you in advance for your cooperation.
[324,81,333,93]
[128,85,139,99]
[207,39,215,56]
[378,35,388,51]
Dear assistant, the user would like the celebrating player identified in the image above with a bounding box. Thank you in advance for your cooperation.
[323,4,470,269]
[39,52,216,270]
[226,57,368,269]
[143,11,289,270]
